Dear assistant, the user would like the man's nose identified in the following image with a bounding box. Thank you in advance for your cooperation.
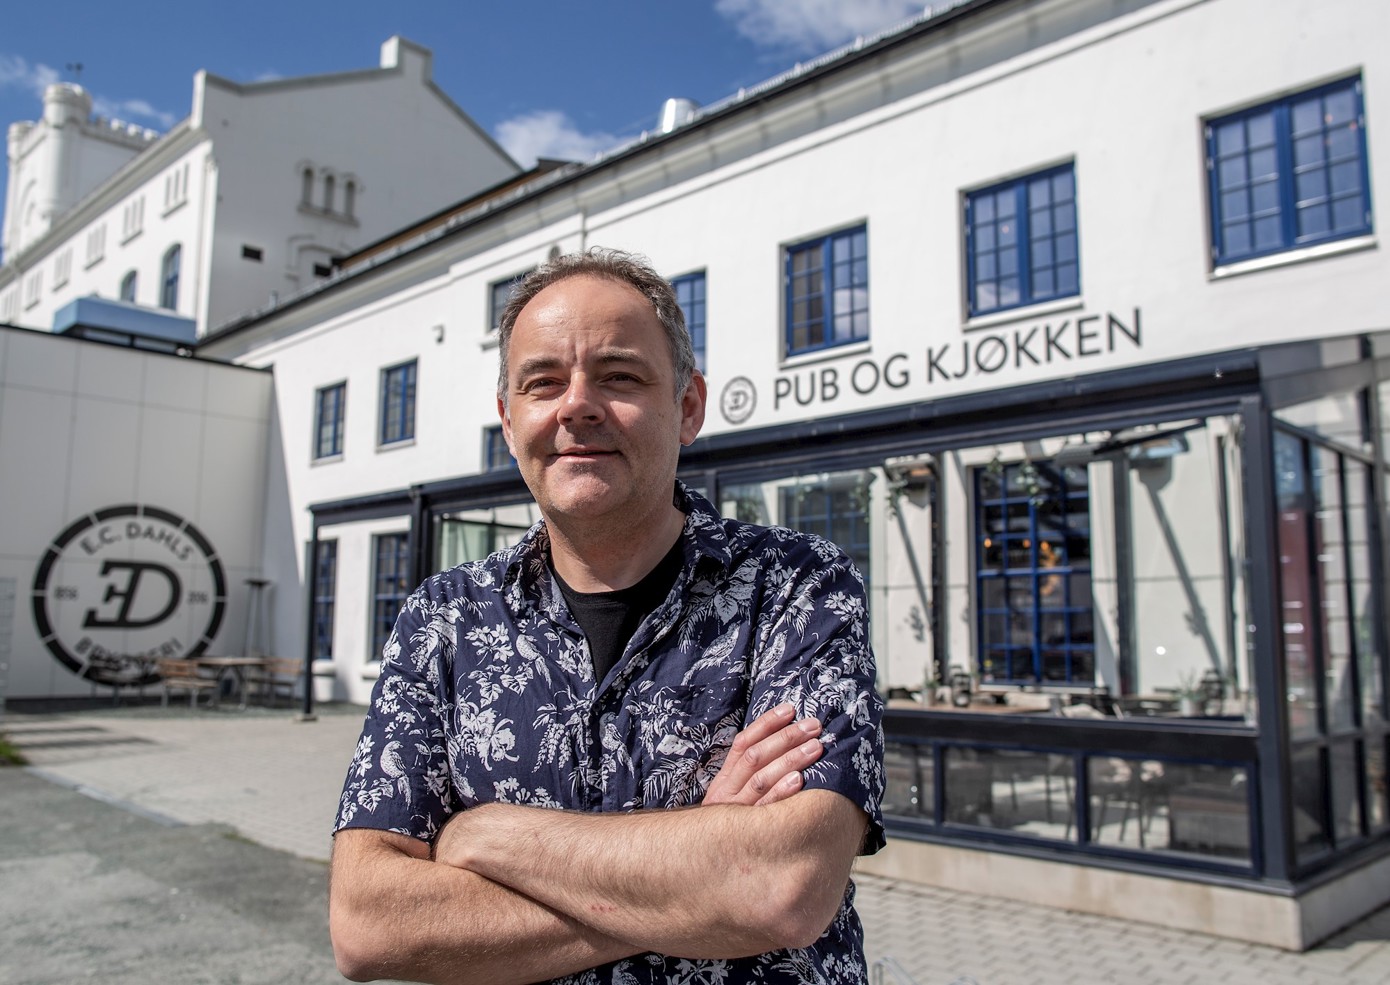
[558,375,605,423]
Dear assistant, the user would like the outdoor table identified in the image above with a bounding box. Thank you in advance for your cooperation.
[195,656,268,709]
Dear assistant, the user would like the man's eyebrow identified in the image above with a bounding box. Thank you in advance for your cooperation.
[512,348,656,383]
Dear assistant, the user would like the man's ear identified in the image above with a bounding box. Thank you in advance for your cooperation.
[679,373,707,447]
[497,395,515,455]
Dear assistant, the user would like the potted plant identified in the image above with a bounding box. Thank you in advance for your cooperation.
[922,667,941,707]
[1175,670,1204,717]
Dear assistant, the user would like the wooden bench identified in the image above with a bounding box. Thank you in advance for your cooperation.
[155,658,219,709]
[244,656,303,707]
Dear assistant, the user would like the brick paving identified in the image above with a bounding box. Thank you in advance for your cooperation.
[5,704,1390,985]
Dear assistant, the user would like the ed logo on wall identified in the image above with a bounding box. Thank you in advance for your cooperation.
[31,505,227,686]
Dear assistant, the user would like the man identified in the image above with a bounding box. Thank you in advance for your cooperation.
[329,249,885,984]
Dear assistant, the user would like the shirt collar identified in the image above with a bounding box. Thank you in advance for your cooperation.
[500,480,733,611]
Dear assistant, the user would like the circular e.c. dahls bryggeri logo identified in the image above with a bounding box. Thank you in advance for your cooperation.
[719,376,757,425]
[31,505,227,687]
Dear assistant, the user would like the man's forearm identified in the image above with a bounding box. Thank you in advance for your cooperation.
[330,829,639,985]
[439,790,865,959]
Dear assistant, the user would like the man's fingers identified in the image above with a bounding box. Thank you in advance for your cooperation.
[705,707,824,805]
[748,736,825,806]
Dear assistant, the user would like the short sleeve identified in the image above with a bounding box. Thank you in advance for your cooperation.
[333,588,455,842]
[749,538,886,854]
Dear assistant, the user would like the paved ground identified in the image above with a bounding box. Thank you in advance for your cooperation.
[3,701,1390,985]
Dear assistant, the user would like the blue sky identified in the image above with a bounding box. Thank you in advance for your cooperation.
[0,0,927,242]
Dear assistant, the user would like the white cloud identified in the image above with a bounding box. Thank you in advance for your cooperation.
[1,53,176,130]
[92,96,177,130]
[0,54,60,97]
[494,110,623,168]
[714,0,923,53]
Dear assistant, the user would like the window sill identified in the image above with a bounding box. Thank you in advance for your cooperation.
[1210,235,1377,280]
[964,296,1084,333]
[83,255,104,271]
[377,437,417,453]
[161,199,187,219]
[311,453,343,467]
[780,339,872,371]
[297,203,359,226]
[479,334,500,352]
[120,229,143,246]
[360,662,382,681]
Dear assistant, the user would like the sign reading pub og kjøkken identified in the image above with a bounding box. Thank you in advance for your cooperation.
[31,505,227,687]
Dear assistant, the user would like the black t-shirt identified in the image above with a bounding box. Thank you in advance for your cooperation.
[553,539,684,686]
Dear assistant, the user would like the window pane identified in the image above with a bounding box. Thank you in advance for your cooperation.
[945,747,1073,840]
[1277,432,1320,739]
[1331,740,1363,843]
[1292,744,1331,861]
[1368,738,1388,833]
[883,742,930,819]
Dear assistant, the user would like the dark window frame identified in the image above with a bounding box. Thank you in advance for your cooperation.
[489,270,533,333]
[1207,76,1372,266]
[312,539,338,661]
[672,270,707,374]
[370,532,411,662]
[965,163,1080,317]
[314,381,346,460]
[483,424,515,472]
[784,225,869,358]
[378,360,418,447]
[160,244,181,310]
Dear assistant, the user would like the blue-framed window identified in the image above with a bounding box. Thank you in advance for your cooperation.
[1207,76,1372,265]
[312,539,337,660]
[371,532,411,661]
[483,424,515,472]
[119,270,137,302]
[672,271,706,373]
[313,382,346,460]
[490,270,532,332]
[966,164,1078,317]
[160,244,180,310]
[974,459,1094,686]
[785,225,868,357]
[378,360,417,446]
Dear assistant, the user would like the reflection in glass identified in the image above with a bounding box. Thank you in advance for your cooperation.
[1368,738,1388,833]
[1330,740,1363,844]
[1292,744,1331,861]
[1312,448,1355,734]
[435,505,536,571]
[1091,758,1252,863]
[883,742,933,821]
[943,746,1073,840]
[1276,431,1320,738]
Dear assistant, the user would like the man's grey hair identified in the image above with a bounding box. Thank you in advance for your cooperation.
[496,247,697,402]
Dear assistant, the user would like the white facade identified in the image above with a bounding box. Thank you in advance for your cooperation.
[198,0,1388,707]
[0,325,273,697]
[0,37,518,336]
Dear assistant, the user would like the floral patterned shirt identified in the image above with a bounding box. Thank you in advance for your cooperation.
[335,483,886,984]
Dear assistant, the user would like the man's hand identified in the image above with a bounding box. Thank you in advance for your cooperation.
[703,702,824,806]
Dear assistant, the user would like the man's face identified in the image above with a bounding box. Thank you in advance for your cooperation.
[499,274,706,529]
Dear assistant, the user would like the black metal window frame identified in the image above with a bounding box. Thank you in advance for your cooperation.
[312,539,338,660]
[370,532,411,662]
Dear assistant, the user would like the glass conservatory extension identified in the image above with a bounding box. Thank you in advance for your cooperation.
[308,331,1390,900]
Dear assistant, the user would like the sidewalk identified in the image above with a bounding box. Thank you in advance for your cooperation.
[4,703,1390,985]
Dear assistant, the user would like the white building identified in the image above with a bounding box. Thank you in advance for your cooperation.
[5,0,1390,952]
[0,37,518,336]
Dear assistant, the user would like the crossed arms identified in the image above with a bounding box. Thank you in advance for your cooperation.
[329,704,869,985]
